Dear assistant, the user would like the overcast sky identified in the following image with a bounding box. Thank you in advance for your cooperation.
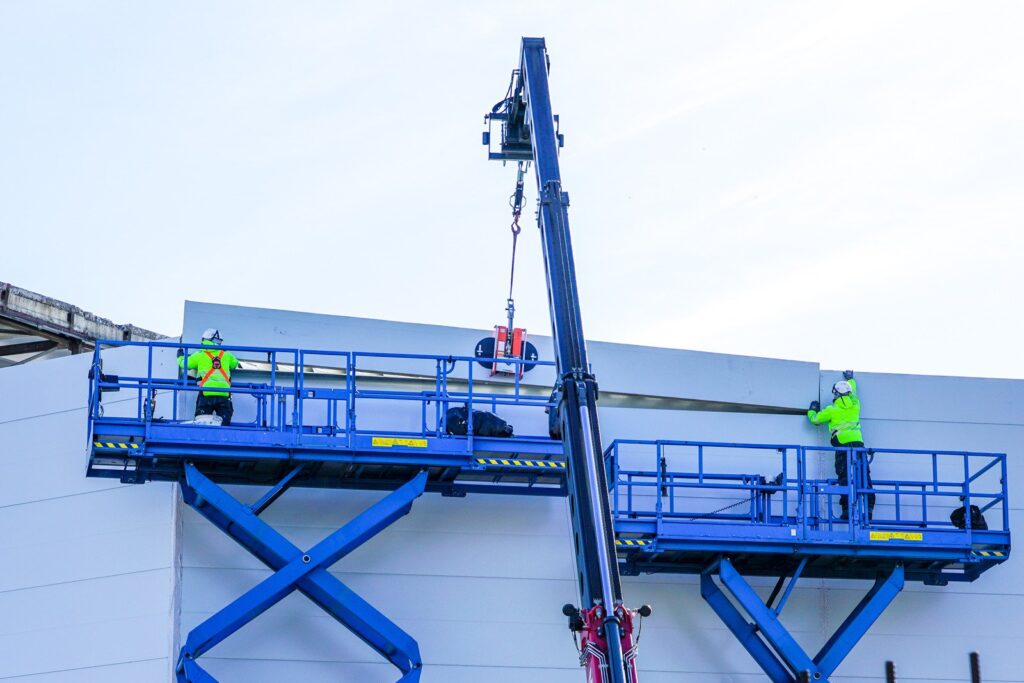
[2,2,1022,378]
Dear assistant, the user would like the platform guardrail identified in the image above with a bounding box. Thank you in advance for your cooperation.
[88,340,557,454]
[605,438,1009,535]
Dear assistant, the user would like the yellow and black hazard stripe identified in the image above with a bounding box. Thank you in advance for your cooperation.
[615,539,652,548]
[974,550,1007,558]
[93,441,142,450]
[475,457,566,469]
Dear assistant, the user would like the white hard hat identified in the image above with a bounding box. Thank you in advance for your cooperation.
[832,380,852,397]
[201,328,223,344]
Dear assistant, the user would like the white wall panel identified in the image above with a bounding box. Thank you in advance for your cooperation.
[0,349,177,681]
[0,615,170,680]
[0,659,170,682]
[183,300,819,407]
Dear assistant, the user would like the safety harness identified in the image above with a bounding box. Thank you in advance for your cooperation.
[199,350,231,388]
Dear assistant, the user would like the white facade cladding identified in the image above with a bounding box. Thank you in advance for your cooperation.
[1,299,1020,682]
[0,347,179,681]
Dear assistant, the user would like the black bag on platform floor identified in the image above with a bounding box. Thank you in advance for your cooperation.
[445,406,514,438]
[950,504,988,530]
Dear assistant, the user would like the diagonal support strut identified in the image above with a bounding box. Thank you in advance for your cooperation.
[176,463,427,682]
[701,557,904,683]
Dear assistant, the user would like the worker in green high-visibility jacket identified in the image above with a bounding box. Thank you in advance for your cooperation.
[177,328,240,426]
[807,370,875,520]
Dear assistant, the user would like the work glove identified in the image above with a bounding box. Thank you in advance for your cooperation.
[843,370,854,380]
[809,400,820,412]
[177,348,185,358]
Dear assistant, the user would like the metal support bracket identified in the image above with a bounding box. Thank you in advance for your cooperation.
[701,557,904,683]
[176,464,427,682]
[249,464,305,515]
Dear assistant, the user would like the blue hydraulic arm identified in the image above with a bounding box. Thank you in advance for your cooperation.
[176,465,426,682]
[485,38,642,683]
[701,558,905,683]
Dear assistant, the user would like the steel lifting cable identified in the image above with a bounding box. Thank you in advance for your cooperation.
[504,161,529,352]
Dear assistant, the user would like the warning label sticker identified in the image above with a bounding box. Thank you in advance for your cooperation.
[869,531,924,542]
[371,437,428,448]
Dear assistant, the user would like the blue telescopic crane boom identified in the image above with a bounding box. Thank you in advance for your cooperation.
[484,37,643,683]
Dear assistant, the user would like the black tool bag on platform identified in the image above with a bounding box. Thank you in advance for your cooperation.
[445,406,514,438]
[950,504,989,530]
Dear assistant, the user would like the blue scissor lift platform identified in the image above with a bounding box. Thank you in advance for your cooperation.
[89,342,567,497]
[87,341,1011,683]
[88,340,566,682]
[606,439,1010,682]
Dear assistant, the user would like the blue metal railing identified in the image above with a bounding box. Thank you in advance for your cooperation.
[88,340,557,453]
[605,439,1009,538]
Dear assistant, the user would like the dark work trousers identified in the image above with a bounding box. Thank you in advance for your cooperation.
[832,436,875,519]
[196,393,233,426]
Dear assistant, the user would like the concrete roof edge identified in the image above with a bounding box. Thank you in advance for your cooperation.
[2,281,166,340]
